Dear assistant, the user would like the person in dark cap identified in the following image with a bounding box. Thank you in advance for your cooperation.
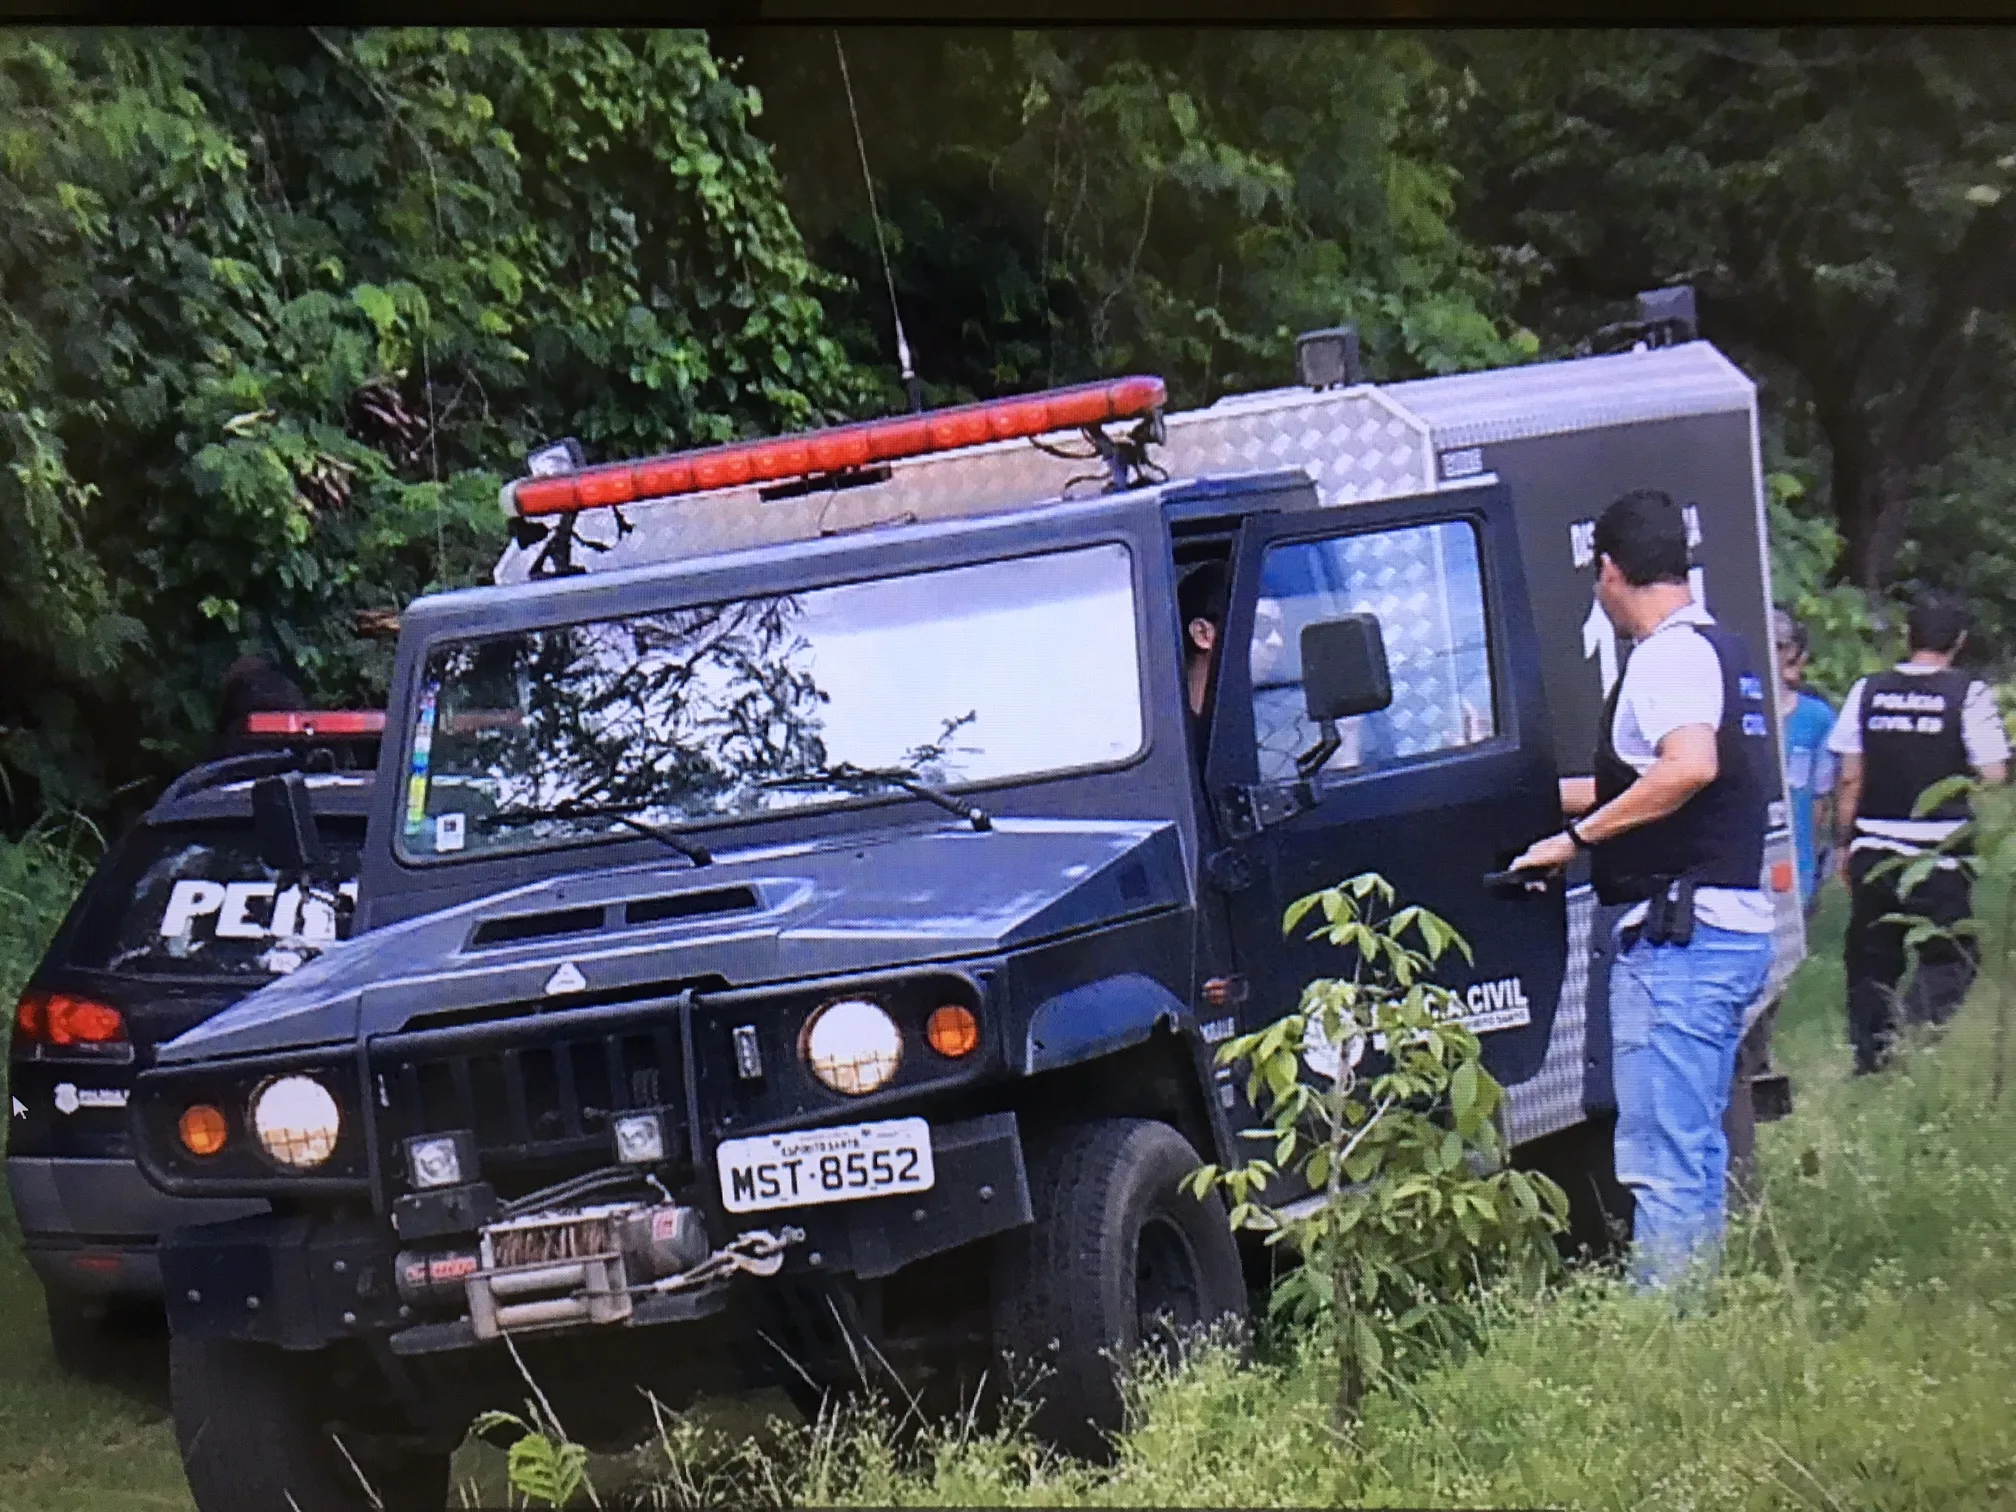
[212,654,306,758]
[1826,593,2009,1074]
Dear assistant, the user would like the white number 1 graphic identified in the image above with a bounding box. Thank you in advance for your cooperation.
[1582,597,1619,697]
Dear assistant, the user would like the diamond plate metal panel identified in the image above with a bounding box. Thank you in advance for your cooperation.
[1504,886,1595,1147]
[1392,341,1755,453]
[1163,387,1435,507]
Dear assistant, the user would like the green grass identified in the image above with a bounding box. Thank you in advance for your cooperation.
[3,847,2014,1510]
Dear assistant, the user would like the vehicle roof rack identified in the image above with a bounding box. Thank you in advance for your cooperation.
[156,711,386,809]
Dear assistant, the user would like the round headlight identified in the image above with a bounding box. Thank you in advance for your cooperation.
[801,998,902,1095]
[250,1075,343,1169]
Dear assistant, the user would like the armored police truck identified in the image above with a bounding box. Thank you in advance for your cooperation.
[131,316,1806,1512]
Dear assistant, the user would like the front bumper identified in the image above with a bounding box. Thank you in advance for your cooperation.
[8,1156,268,1300]
[161,1111,1030,1354]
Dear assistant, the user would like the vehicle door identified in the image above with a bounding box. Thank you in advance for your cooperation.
[1201,481,1568,1092]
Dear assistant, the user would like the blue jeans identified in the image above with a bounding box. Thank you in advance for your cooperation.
[1610,922,1774,1290]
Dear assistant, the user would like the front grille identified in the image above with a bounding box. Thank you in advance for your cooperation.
[371,1009,689,1197]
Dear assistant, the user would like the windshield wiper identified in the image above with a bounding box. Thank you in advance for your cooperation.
[758,763,992,832]
[472,801,713,865]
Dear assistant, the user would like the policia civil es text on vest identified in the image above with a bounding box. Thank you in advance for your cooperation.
[1512,489,1773,1291]
[1827,597,2009,1076]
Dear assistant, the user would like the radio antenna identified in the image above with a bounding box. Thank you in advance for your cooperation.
[834,31,922,414]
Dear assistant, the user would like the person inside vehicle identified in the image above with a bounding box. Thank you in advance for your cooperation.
[1179,558,1387,778]
[1826,594,2009,1074]
[212,653,306,758]
[1179,559,1231,722]
[1509,488,1773,1290]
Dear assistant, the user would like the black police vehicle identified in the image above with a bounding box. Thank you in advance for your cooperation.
[131,306,1807,1512]
[8,714,376,1370]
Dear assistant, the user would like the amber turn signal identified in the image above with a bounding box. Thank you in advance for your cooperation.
[178,1104,228,1158]
[925,1004,980,1058]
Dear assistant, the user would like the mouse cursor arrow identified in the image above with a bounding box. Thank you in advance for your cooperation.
[11,1096,25,1119]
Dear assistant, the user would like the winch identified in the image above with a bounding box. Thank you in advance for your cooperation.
[393,1199,802,1342]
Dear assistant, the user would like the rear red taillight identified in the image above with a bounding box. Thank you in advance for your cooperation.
[11,990,127,1053]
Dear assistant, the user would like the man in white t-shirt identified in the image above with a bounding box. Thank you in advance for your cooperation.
[1826,596,2008,1073]
[1512,489,1773,1290]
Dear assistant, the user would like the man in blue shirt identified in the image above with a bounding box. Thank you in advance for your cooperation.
[1774,608,1838,916]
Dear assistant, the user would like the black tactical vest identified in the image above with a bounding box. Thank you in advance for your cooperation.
[1855,667,1972,826]
[1589,620,1770,907]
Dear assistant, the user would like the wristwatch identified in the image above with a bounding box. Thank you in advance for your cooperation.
[1567,820,1595,851]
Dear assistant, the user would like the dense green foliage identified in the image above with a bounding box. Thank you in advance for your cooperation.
[0,27,866,817]
[9,25,2016,823]
[721,28,1534,411]
[1437,29,2016,609]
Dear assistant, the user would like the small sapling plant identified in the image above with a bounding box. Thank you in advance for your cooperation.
[1187,871,1570,1426]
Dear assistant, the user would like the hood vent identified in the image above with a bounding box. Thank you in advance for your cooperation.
[469,905,606,948]
[624,885,759,927]
[462,886,759,952]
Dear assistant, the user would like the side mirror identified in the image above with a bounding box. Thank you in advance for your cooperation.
[251,772,327,875]
[1300,615,1393,723]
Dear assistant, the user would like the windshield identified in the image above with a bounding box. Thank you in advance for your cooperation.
[400,542,1144,860]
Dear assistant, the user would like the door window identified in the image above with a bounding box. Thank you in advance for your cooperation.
[1249,519,1496,783]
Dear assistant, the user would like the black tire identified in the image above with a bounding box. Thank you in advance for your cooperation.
[171,1335,450,1512]
[991,1119,1246,1460]
[44,1290,111,1377]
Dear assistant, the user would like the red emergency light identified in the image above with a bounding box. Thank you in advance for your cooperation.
[243,711,387,738]
[508,375,1168,520]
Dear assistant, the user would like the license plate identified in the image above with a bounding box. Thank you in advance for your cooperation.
[715,1117,934,1214]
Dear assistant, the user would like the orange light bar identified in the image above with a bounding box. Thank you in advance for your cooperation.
[511,375,1168,520]
[243,711,387,738]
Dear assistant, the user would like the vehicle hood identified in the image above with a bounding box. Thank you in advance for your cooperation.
[157,816,1188,1063]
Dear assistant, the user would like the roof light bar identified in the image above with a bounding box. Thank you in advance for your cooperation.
[243,711,387,738]
[508,375,1168,520]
